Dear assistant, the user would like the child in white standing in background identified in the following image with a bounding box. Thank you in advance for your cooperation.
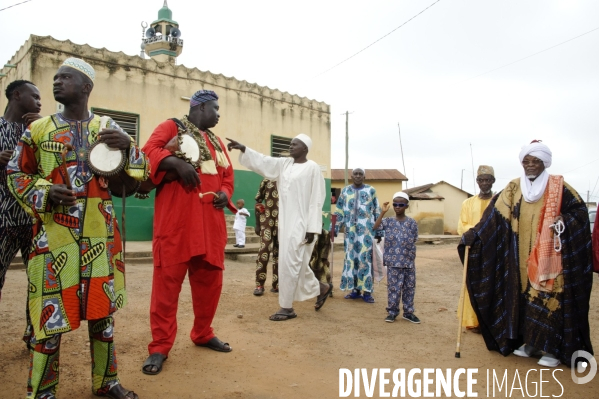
[373,192,420,324]
[233,199,250,248]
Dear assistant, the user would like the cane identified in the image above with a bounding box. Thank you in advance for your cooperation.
[455,246,470,358]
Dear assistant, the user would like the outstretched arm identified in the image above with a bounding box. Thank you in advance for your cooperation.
[213,137,235,209]
[226,138,246,153]
[229,138,284,181]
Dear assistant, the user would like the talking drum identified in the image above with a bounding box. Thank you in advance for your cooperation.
[136,122,202,198]
[87,141,141,198]
[172,134,201,167]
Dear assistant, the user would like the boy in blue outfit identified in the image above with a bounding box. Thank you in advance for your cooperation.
[373,191,420,324]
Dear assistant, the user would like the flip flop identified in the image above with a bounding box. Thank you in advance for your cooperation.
[362,294,375,303]
[196,337,232,352]
[141,353,167,376]
[269,312,297,321]
[344,291,362,300]
[315,284,333,311]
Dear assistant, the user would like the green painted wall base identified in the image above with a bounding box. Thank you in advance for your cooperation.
[112,191,155,242]
[113,170,332,241]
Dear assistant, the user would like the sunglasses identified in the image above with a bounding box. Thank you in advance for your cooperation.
[392,203,408,208]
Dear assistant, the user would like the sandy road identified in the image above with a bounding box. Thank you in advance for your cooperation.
[1,244,597,398]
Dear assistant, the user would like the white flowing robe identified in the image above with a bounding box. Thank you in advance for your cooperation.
[240,148,325,308]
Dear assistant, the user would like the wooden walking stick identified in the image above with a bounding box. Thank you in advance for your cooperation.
[60,144,73,189]
[455,246,470,358]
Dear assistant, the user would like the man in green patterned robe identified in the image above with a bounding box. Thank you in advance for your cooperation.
[7,58,147,399]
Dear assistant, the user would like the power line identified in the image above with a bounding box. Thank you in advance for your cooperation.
[0,0,32,11]
[563,157,599,174]
[590,175,599,201]
[462,25,599,83]
[313,0,443,78]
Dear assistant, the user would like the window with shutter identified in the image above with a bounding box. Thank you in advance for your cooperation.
[92,108,140,144]
[271,135,292,157]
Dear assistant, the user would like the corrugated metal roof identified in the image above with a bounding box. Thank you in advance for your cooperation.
[330,169,408,181]
[403,183,434,195]
[434,180,473,197]
[409,193,445,200]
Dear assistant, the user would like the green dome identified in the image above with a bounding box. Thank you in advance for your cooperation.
[158,5,172,20]
[151,1,178,25]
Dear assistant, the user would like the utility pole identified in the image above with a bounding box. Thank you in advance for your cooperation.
[398,123,406,190]
[470,143,476,194]
[461,169,465,190]
[344,111,349,186]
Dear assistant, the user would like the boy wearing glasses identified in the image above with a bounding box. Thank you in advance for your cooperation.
[373,192,420,323]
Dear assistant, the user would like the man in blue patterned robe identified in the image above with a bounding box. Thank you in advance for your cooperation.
[333,168,383,303]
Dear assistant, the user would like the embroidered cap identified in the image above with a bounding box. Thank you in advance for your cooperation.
[477,165,494,176]
[61,57,95,82]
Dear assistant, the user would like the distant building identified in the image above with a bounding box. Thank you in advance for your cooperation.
[0,2,331,240]
[403,182,472,235]
[330,168,408,210]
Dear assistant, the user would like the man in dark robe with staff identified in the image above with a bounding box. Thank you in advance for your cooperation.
[458,140,593,368]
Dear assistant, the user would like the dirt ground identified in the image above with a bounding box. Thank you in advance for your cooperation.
[1,244,598,399]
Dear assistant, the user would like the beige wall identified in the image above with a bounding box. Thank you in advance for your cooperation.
[405,199,445,235]
[369,180,404,204]
[0,36,331,177]
[431,182,470,235]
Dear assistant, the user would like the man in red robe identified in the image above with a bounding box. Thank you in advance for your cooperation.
[141,90,234,375]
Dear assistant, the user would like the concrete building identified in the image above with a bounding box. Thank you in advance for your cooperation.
[0,2,331,240]
[403,181,472,235]
[330,169,408,212]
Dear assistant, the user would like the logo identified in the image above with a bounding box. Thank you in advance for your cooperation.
[571,350,597,384]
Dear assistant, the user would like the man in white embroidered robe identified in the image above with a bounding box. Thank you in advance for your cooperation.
[227,134,332,320]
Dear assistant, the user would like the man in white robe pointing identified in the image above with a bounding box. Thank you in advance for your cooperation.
[227,134,333,321]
